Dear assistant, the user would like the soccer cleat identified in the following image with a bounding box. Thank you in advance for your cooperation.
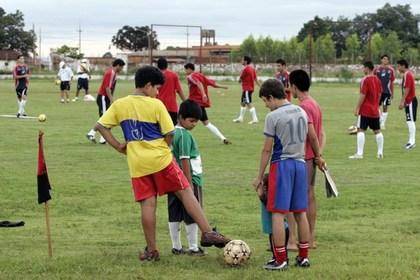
[22,113,27,117]
[348,154,363,160]
[248,120,258,124]
[222,139,232,145]
[66,99,70,103]
[16,113,21,118]
[139,247,160,261]
[86,133,96,143]
[232,118,243,123]
[377,153,383,159]
[171,247,186,255]
[295,256,310,268]
[404,143,416,150]
[99,136,107,144]
[187,247,207,256]
[200,229,230,248]
[60,99,65,103]
[263,260,288,270]
[72,97,78,102]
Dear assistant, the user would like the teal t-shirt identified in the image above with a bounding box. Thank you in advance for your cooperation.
[172,126,203,186]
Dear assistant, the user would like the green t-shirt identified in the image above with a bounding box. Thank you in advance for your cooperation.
[172,126,203,186]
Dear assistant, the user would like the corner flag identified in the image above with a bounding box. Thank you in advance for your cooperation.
[37,131,51,204]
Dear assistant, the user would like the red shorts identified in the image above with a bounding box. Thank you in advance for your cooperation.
[131,160,190,201]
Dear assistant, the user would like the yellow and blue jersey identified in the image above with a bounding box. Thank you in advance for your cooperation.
[98,95,174,177]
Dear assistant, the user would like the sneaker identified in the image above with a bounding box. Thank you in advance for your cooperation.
[295,256,310,268]
[232,118,243,123]
[248,120,258,124]
[222,139,232,145]
[377,153,383,159]
[72,97,78,102]
[66,99,70,103]
[86,133,96,143]
[187,247,207,256]
[171,247,186,255]
[348,154,363,159]
[22,113,27,117]
[99,136,107,144]
[16,113,21,118]
[263,260,288,270]
[138,247,160,261]
[404,143,416,150]
[60,99,65,103]
[200,229,230,248]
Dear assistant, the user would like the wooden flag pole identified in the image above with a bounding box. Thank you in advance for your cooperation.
[44,201,53,257]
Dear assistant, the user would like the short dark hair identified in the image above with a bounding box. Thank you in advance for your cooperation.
[112,58,126,67]
[135,66,165,88]
[184,63,195,71]
[276,58,286,65]
[259,79,286,99]
[289,69,310,92]
[157,58,168,70]
[380,54,389,60]
[17,54,24,60]
[363,61,374,71]
[243,56,252,64]
[178,100,202,120]
[397,59,409,68]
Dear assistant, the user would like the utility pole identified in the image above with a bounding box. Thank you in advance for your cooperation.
[77,23,82,55]
[186,26,190,62]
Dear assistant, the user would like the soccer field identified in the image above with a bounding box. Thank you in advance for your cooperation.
[1,79,419,280]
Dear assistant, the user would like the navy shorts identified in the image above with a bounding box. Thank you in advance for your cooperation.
[167,183,202,225]
[77,78,89,91]
[200,107,209,122]
[16,87,28,98]
[60,81,70,91]
[357,115,380,131]
[96,95,111,117]
[241,91,253,104]
[267,159,308,213]
[379,93,392,107]
[405,97,417,122]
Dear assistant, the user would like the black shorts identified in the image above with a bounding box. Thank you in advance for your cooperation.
[357,115,380,131]
[16,87,28,98]
[167,183,202,224]
[77,78,89,91]
[200,107,209,122]
[379,93,391,107]
[241,91,253,104]
[96,95,111,117]
[168,111,178,126]
[405,97,418,122]
[60,81,70,91]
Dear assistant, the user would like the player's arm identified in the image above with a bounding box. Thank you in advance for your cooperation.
[354,93,366,116]
[253,136,273,192]
[105,87,113,103]
[180,158,193,186]
[95,123,126,154]
[213,82,228,90]
[164,133,174,146]
[195,80,208,102]
[399,86,410,110]
[307,123,326,170]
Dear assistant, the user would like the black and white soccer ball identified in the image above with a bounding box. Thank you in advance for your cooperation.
[223,240,251,266]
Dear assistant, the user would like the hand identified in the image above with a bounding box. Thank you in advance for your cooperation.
[315,156,326,171]
[202,94,208,102]
[256,185,264,199]
[354,108,359,117]
[117,142,127,155]
[399,101,404,110]
[252,177,263,190]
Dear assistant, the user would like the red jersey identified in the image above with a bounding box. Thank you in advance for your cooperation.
[98,67,117,96]
[13,64,29,88]
[402,71,416,104]
[276,70,291,101]
[187,72,216,108]
[240,65,257,91]
[300,96,323,160]
[359,75,381,118]
[157,69,182,113]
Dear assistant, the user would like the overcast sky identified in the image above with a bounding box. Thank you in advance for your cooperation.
[1,0,419,57]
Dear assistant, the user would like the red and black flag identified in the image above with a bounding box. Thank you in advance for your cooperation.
[37,132,51,204]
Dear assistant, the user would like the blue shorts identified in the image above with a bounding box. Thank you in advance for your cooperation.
[261,203,289,234]
[267,159,308,213]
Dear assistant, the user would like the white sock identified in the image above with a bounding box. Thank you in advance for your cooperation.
[375,133,384,155]
[88,129,96,136]
[381,112,388,127]
[238,107,246,120]
[17,100,22,114]
[407,121,416,144]
[356,132,365,155]
[21,100,27,114]
[168,222,182,250]
[185,223,198,251]
[205,122,226,141]
[249,107,258,122]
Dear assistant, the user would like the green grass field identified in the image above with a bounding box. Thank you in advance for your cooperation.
[1,78,420,280]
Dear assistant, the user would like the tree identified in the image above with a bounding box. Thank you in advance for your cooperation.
[112,25,159,52]
[344,34,361,64]
[370,33,384,62]
[297,16,333,42]
[382,31,402,63]
[330,17,353,58]
[56,45,83,59]
[0,7,36,55]
[315,34,336,64]
[238,35,257,60]
[256,36,275,63]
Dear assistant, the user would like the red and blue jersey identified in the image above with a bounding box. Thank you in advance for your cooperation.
[374,66,395,95]
[13,64,29,88]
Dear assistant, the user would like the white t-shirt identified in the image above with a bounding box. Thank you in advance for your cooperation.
[58,67,74,82]
[77,63,90,79]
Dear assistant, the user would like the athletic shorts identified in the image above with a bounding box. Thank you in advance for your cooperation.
[131,160,190,202]
[357,115,380,131]
[305,159,317,187]
[77,78,89,91]
[16,87,28,98]
[96,95,111,117]
[167,183,202,224]
[60,81,70,91]
[267,159,308,213]
[241,91,253,104]
[379,93,392,107]
[168,111,178,126]
[200,107,209,122]
[405,97,417,122]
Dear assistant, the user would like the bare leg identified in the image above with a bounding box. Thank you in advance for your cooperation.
[307,185,317,248]
[175,188,211,233]
[294,212,310,244]
[286,213,298,250]
[139,196,157,251]
[271,212,286,247]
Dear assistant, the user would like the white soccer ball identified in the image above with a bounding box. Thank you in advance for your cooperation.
[83,94,96,102]
[347,125,358,135]
[223,240,251,266]
[38,114,47,122]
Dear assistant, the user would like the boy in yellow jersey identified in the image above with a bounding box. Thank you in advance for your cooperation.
[95,66,230,262]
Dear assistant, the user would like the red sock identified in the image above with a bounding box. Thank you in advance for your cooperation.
[274,246,287,263]
[298,241,309,258]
